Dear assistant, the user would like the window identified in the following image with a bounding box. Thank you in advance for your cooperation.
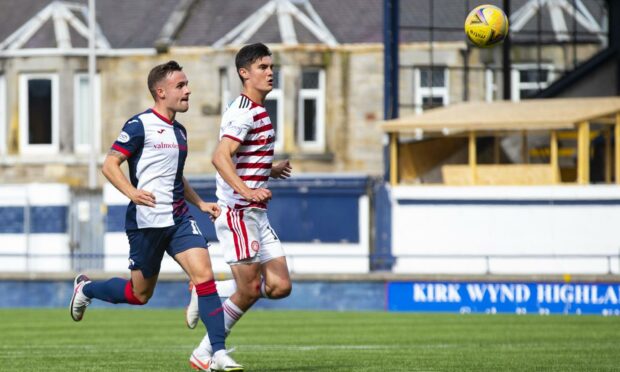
[0,75,5,155]
[74,73,101,153]
[485,68,498,102]
[297,69,325,151]
[19,74,59,154]
[511,63,555,101]
[219,67,230,114]
[414,67,449,114]
[265,68,284,152]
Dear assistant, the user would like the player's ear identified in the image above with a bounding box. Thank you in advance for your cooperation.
[239,67,250,81]
[155,84,166,100]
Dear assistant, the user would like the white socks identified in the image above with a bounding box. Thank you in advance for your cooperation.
[222,298,244,333]
[215,279,237,297]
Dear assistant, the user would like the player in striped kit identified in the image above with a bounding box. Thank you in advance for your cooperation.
[68,61,242,371]
[188,43,293,370]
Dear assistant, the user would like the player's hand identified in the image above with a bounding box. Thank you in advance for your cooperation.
[129,189,156,207]
[200,202,221,221]
[271,160,292,179]
[244,188,272,203]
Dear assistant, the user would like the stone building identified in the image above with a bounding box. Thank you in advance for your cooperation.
[0,0,608,185]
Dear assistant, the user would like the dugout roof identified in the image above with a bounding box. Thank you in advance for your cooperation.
[382,97,620,135]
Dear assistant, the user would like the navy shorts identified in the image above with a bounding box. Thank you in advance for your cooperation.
[126,218,208,278]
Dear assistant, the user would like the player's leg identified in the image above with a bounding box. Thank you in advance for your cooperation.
[260,256,292,299]
[70,228,165,321]
[186,279,237,329]
[191,208,262,364]
[194,210,290,337]
[193,262,261,361]
[257,214,291,299]
[188,256,290,331]
[218,208,265,333]
[172,218,242,371]
[176,248,243,371]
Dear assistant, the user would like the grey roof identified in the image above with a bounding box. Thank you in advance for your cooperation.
[174,0,381,46]
[0,0,607,50]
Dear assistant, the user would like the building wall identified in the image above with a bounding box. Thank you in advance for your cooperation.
[0,46,388,184]
[0,43,606,185]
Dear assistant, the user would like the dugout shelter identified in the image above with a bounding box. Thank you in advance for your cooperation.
[382,97,620,186]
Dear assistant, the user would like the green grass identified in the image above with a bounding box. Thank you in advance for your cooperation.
[1,309,620,371]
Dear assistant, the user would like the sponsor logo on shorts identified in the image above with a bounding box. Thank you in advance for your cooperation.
[251,240,260,252]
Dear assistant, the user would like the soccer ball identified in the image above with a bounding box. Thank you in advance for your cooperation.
[464,5,509,48]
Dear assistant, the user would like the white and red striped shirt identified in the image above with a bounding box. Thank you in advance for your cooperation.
[216,94,274,210]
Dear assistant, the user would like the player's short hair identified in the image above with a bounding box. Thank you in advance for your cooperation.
[147,60,183,99]
[235,43,272,84]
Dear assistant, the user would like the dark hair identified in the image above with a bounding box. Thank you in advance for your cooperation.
[147,60,183,99]
[235,43,272,84]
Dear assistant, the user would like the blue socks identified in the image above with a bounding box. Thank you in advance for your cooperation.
[196,281,226,353]
[82,278,144,305]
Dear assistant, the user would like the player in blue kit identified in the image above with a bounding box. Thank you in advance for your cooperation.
[69,61,243,372]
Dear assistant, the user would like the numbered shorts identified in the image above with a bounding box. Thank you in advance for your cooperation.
[215,206,284,265]
[126,218,208,278]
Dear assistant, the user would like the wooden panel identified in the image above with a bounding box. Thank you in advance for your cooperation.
[468,131,477,184]
[616,114,620,184]
[442,164,557,186]
[398,137,466,183]
[550,130,559,184]
[389,133,398,186]
[577,121,590,185]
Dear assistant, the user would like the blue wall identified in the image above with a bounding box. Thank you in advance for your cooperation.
[4,279,619,315]
[0,206,68,233]
[106,176,370,244]
[0,280,385,311]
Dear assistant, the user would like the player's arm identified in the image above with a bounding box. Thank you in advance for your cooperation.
[102,150,155,207]
[212,137,272,202]
[182,177,220,219]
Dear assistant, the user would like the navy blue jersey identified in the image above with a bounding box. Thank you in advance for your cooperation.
[111,109,191,229]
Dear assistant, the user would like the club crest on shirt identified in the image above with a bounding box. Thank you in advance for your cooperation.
[251,240,260,252]
[258,135,273,145]
[117,131,130,143]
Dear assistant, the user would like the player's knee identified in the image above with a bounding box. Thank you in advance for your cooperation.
[132,291,151,305]
[129,286,153,305]
[125,280,149,305]
[239,280,262,300]
[269,281,292,299]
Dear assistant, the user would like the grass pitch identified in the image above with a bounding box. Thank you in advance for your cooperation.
[1,309,619,371]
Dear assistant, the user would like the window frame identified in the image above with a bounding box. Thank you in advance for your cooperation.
[414,67,449,114]
[19,73,60,154]
[297,68,325,152]
[265,68,284,152]
[485,68,497,102]
[73,73,101,154]
[0,74,6,155]
[511,63,556,101]
[219,67,230,114]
